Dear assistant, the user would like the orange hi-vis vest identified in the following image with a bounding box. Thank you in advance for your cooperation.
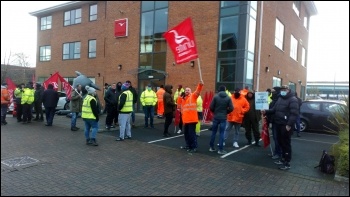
[181,83,203,124]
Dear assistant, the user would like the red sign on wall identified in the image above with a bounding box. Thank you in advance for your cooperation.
[114,18,128,38]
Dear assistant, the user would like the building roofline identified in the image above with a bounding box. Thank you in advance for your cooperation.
[304,1,318,16]
[29,1,98,17]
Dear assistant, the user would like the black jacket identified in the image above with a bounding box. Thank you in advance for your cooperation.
[42,89,59,108]
[163,85,176,114]
[104,88,118,107]
[209,91,234,120]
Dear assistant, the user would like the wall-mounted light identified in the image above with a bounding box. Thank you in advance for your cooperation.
[265,66,269,72]
[298,80,302,85]
[118,64,122,70]
[190,61,195,67]
[277,70,281,75]
[172,62,175,66]
[98,73,100,77]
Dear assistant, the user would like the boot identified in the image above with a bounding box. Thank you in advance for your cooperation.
[86,138,92,145]
[246,140,252,145]
[89,138,98,146]
[254,140,261,147]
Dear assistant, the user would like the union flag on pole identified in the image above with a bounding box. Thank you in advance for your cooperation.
[163,17,198,64]
[261,116,270,148]
[43,72,59,91]
[57,74,73,100]
[5,77,17,103]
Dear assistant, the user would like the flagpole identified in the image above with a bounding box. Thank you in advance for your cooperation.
[197,58,203,82]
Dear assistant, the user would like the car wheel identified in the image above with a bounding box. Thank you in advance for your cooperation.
[300,119,308,132]
[64,102,70,111]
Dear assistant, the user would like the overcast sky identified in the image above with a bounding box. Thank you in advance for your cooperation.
[1,1,349,82]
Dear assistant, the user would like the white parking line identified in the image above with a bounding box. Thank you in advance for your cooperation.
[220,144,252,158]
[148,129,209,144]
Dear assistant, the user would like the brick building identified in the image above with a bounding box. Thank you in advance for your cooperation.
[30,1,317,109]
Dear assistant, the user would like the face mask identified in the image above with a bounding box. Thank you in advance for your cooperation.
[147,87,151,91]
[280,91,287,96]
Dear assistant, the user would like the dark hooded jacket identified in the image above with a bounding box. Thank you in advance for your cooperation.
[209,90,234,120]
[265,90,299,127]
[163,85,176,114]
[266,86,281,123]
[243,90,261,126]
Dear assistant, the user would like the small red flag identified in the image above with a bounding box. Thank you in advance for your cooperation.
[163,17,198,64]
[261,116,270,148]
[5,77,17,103]
[57,73,73,100]
[43,72,59,91]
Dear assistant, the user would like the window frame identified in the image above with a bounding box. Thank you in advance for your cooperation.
[39,45,51,61]
[63,42,81,60]
[89,4,97,21]
[290,34,298,61]
[40,16,52,30]
[88,39,96,58]
[64,8,82,26]
[275,18,284,50]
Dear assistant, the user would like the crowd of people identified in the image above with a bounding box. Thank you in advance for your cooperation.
[2,80,301,170]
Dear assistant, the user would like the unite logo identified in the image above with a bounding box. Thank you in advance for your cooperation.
[169,30,195,56]
[52,82,59,90]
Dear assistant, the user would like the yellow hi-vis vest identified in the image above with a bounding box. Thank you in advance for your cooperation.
[196,95,203,112]
[14,88,23,98]
[82,95,96,119]
[140,90,157,106]
[119,90,133,112]
[21,88,35,104]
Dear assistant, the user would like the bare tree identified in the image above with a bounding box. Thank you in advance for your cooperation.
[12,52,31,67]
[1,51,32,83]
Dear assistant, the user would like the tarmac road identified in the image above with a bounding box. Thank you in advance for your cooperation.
[1,113,349,196]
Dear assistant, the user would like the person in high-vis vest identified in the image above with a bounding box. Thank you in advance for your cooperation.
[116,83,133,141]
[266,88,272,104]
[82,86,99,146]
[140,84,157,128]
[195,94,203,136]
[14,83,25,122]
[180,81,204,153]
[173,84,184,102]
[21,82,35,124]
[1,82,10,125]
[156,85,165,118]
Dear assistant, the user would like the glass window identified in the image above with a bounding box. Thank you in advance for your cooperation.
[63,42,81,60]
[273,77,281,87]
[275,18,284,50]
[140,11,154,53]
[293,1,300,17]
[301,47,306,67]
[217,60,236,82]
[39,46,51,61]
[220,7,240,17]
[153,52,166,71]
[248,16,256,53]
[155,1,168,9]
[289,82,296,92]
[140,53,153,67]
[290,35,298,61]
[219,16,239,51]
[89,4,97,21]
[88,40,96,58]
[308,103,320,111]
[221,1,239,8]
[250,1,257,10]
[304,17,308,30]
[246,60,254,85]
[153,8,168,52]
[40,16,52,30]
[64,8,82,26]
[142,1,154,12]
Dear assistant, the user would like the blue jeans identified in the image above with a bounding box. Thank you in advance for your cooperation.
[84,118,99,140]
[71,112,78,128]
[131,103,136,124]
[1,104,8,123]
[143,105,154,127]
[224,121,241,144]
[184,122,197,149]
[295,115,301,134]
[210,118,227,151]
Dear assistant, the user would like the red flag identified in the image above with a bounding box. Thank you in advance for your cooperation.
[261,116,270,148]
[43,72,59,91]
[57,73,73,100]
[5,78,17,103]
[174,110,180,126]
[163,17,198,64]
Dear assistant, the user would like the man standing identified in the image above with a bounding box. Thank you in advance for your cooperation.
[116,83,133,141]
[140,84,157,128]
[14,83,25,122]
[209,85,234,155]
[243,90,262,146]
[1,82,10,125]
[156,85,165,118]
[82,86,99,146]
[104,83,118,130]
[181,81,204,153]
[70,84,83,131]
[126,80,138,128]
[262,85,299,170]
[42,84,59,126]
[163,84,176,137]
[21,82,35,124]
[33,83,44,121]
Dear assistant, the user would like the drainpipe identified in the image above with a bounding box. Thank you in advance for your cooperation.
[256,1,263,91]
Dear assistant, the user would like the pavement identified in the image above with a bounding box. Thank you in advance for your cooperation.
[1,113,349,196]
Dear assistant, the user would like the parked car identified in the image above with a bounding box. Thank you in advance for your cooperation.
[305,95,323,100]
[7,91,69,114]
[299,99,347,133]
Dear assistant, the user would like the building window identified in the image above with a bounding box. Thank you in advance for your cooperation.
[273,77,282,87]
[63,42,81,60]
[219,16,239,51]
[64,8,82,26]
[88,40,96,58]
[290,35,298,61]
[304,17,308,30]
[289,82,296,92]
[293,1,300,17]
[301,47,306,67]
[275,18,284,50]
[39,46,51,61]
[40,16,52,30]
[89,4,97,21]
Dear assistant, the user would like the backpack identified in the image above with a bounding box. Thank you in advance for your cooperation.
[314,150,335,174]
